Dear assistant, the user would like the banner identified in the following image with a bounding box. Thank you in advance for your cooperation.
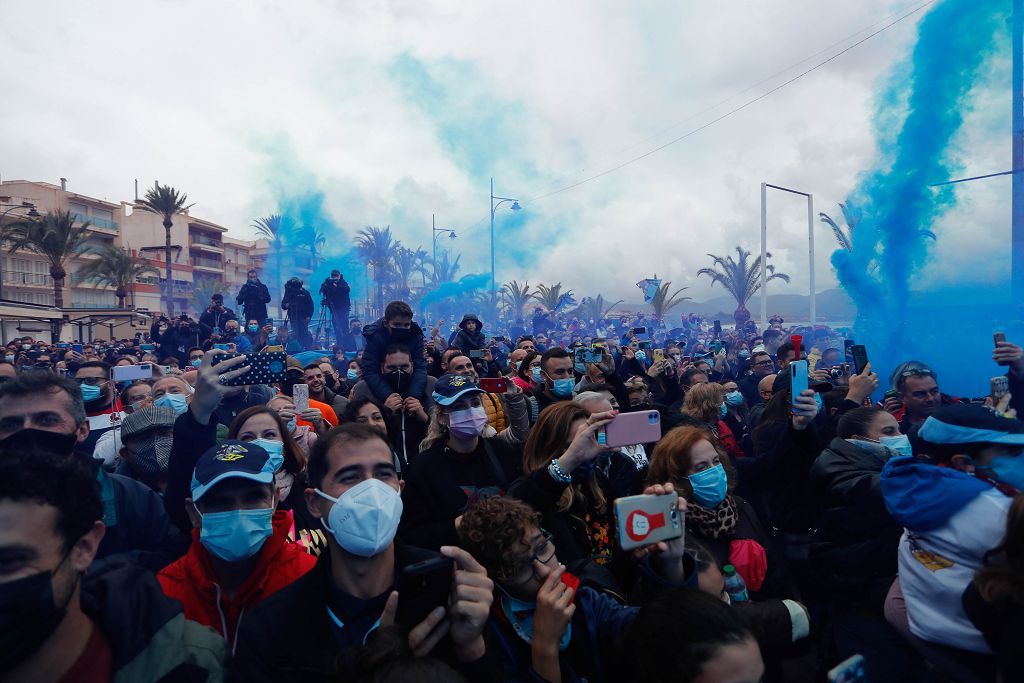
[636,278,662,303]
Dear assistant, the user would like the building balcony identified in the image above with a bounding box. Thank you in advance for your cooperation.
[70,212,118,233]
[192,256,224,271]
[4,270,53,287]
[190,235,224,252]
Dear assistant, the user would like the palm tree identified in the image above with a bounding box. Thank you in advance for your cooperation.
[252,214,287,308]
[649,283,691,319]
[697,247,791,326]
[293,223,326,268]
[820,201,936,252]
[533,283,574,312]
[430,251,461,285]
[77,245,160,308]
[137,182,193,316]
[354,226,400,311]
[500,280,534,320]
[573,294,623,322]
[6,210,92,336]
[189,275,229,316]
[392,246,425,299]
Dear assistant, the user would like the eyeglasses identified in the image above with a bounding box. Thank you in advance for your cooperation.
[504,529,556,584]
[75,377,106,386]
[753,360,774,368]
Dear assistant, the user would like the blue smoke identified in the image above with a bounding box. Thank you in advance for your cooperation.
[835,0,1014,397]
[420,272,489,309]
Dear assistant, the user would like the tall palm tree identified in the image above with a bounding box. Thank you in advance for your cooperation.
[430,251,461,286]
[820,201,935,252]
[500,280,534,320]
[6,210,92,336]
[533,283,574,312]
[252,214,287,308]
[137,182,193,316]
[392,246,422,299]
[354,226,400,312]
[77,245,160,308]
[697,246,790,326]
[649,283,691,320]
[293,223,326,268]
[573,294,623,322]
[189,276,229,316]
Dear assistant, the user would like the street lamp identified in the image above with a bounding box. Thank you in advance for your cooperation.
[0,202,40,300]
[431,213,457,272]
[759,183,815,329]
[490,177,521,318]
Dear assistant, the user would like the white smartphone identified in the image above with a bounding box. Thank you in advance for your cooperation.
[613,492,684,551]
[292,383,309,412]
[112,363,153,382]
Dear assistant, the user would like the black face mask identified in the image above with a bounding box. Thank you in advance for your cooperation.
[0,560,73,671]
[0,428,78,457]
[385,369,408,394]
[388,327,412,342]
[323,374,337,391]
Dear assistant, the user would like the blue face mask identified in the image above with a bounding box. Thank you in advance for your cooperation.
[190,359,202,367]
[574,361,586,374]
[551,377,575,397]
[688,463,728,508]
[986,455,1024,490]
[879,434,912,457]
[720,403,728,418]
[250,438,285,472]
[197,505,274,562]
[738,350,751,360]
[347,369,360,381]
[725,390,744,407]
[531,367,542,384]
[635,351,647,362]
[154,393,188,416]
[248,324,259,333]
[80,383,101,402]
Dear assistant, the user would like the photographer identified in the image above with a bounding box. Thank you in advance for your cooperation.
[319,269,351,348]
[235,268,271,325]
[150,313,212,365]
[280,277,314,350]
[198,292,236,334]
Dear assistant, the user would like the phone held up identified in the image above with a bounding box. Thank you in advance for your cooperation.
[395,556,454,628]
[790,360,809,410]
[479,377,508,393]
[600,411,661,449]
[613,492,684,551]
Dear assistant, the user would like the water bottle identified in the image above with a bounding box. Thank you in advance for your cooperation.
[722,564,749,602]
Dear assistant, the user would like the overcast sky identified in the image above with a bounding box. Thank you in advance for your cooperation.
[0,0,1013,305]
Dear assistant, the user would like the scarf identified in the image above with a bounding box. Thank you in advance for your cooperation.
[686,494,738,539]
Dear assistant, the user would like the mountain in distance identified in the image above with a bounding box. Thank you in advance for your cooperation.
[608,288,857,321]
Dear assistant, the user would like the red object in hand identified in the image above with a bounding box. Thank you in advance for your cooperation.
[790,334,803,360]
[559,570,580,602]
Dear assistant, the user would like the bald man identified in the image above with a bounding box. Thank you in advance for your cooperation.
[747,374,777,434]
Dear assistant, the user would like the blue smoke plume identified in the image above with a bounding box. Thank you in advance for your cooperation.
[420,272,489,309]
[835,0,1015,397]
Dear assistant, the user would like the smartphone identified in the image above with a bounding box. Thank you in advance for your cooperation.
[991,376,1009,402]
[469,349,486,359]
[214,343,231,351]
[713,320,722,339]
[790,360,809,409]
[883,388,899,403]
[850,345,869,375]
[72,344,83,353]
[140,343,155,352]
[639,341,652,351]
[613,492,684,551]
[395,556,454,628]
[603,410,661,448]
[112,363,153,382]
[843,339,855,365]
[828,654,867,683]
[790,334,803,360]
[631,327,646,335]
[995,331,1008,365]
[653,349,665,363]
[292,383,309,411]
[479,377,508,393]
[210,351,288,387]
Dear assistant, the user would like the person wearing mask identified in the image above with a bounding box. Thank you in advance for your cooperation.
[360,300,428,404]
[0,448,226,682]
[458,492,695,682]
[574,390,649,474]
[319,269,351,349]
[720,379,749,445]
[268,325,301,354]
[318,360,343,395]
[533,347,575,416]
[116,405,177,493]
[152,374,193,416]
[444,351,529,442]
[281,277,314,350]
[94,379,154,470]
[151,315,212,365]
[198,292,236,335]
[185,347,205,371]
[304,362,348,417]
[338,358,361,396]
[513,350,541,392]
[738,350,775,406]
[73,360,121,458]
[507,347,528,379]
[679,382,744,461]
[157,440,316,649]
[451,313,486,353]
[231,423,495,680]
[399,374,524,550]
[0,372,185,569]
[235,269,271,326]
[346,316,366,352]
[882,404,1024,660]
[809,406,921,682]
[222,318,252,353]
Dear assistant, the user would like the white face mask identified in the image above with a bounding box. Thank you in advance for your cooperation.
[316,478,403,557]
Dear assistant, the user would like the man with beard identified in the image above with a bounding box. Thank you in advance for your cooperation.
[303,362,348,417]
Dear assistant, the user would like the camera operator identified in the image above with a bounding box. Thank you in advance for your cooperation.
[235,268,271,326]
[319,269,351,348]
[150,313,212,365]
[198,292,236,335]
[281,277,314,350]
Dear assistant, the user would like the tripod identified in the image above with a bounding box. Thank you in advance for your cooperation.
[313,305,334,348]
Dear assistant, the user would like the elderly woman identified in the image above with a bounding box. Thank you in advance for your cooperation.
[681,382,744,461]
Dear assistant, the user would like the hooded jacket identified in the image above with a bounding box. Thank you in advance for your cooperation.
[359,317,427,402]
[158,511,316,648]
[452,314,486,352]
[881,454,1012,653]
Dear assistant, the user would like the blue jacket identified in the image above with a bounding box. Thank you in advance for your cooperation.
[360,318,427,402]
[880,455,991,532]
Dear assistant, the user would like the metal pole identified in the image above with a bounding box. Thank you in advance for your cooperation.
[490,177,496,318]
[1013,0,1024,301]
[760,183,768,330]
[808,194,815,325]
[432,214,437,272]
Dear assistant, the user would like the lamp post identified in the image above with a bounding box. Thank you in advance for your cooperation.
[0,202,40,300]
[431,213,457,272]
[759,183,814,329]
[490,178,521,320]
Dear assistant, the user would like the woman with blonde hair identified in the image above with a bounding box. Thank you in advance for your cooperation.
[647,425,786,599]
[681,381,744,460]
[509,402,646,593]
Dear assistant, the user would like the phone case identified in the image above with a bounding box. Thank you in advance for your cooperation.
[603,411,661,448]
[991,376,1009,400]
[292,383,309,411]
[210,352,288,387]
[790,360,809,406]
[851,345,868,375]
[613,492,684,551]
[479,377,507,393]
[395,557,454,627]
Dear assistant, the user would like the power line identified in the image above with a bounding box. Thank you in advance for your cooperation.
[525,0,935,203]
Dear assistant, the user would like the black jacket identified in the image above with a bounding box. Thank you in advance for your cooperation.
[808,437,903,610]
[150,320,212,363]
[198,305,237,333]
[360,318,428,402]
[318,277,351,310]
[281,287,314,321]
[451,314,486,352]
[235,280,272,323]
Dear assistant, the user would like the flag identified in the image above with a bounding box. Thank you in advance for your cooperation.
[555,292,578,312]
[636,278,661,303]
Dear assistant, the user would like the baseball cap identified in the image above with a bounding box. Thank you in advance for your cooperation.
[918,404,1024,447]
[432,373,484,406]
[121,405,177,441]
[190,439,275,501]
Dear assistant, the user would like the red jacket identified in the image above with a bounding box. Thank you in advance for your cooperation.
[157,510,315,647]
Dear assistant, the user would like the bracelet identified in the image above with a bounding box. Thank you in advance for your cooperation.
[547,458,572,484]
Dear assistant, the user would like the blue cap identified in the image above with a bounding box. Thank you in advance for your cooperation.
[432,373,484,406]
[190,439,275,501]
[918,404,1024,447]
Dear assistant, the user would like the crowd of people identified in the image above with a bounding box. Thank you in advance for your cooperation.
[2,267,1024,682]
